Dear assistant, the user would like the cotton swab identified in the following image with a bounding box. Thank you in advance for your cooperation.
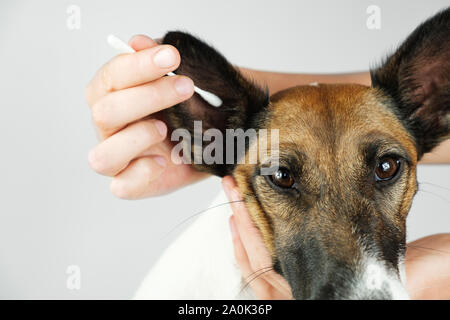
[107,34,223,107]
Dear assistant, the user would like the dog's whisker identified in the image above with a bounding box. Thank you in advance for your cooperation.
[243,266,274,283]
[417,189,450,205]
[239,267,274,294]
[160,200,245,240]
[408,277,450,295]
[406,244,450,255]
[404,255,446,263]
[419,181,450,193]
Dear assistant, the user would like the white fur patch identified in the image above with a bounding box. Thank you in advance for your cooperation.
[356,257,410,300]
[134,191,254,300]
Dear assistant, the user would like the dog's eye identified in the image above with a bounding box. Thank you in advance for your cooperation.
[375,157,401,181]
[270,167,295,188]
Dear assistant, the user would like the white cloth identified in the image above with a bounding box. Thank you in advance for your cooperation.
[134,191,255,299]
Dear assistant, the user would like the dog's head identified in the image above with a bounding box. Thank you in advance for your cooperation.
[162,8,449,299]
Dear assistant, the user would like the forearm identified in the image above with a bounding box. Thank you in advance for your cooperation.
[239,67,372,94]
[420,140,450,163]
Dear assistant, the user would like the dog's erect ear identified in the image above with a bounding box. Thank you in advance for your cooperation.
[162,31,269,176]
[371,8,450,158]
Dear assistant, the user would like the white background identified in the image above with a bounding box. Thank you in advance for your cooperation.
[0,0,448,298]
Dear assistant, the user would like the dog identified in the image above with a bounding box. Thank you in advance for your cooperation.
[135,8,449,300]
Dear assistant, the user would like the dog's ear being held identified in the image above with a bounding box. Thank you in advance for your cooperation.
[371,8,450,158]
[162,31,269,176]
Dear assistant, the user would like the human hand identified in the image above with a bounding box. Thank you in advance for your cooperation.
[405,233,450,299]
[222,176,293,300]
[85,34,208,199]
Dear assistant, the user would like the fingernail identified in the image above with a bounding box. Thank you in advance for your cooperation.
[229,216,239,240]
[223,183,233,201]
[154,156,167,167]
[88,149,96,165]
[174,77,194,96]
[223,182,241,203]
[153,48,176,68]
[154,120,167,137]
[110,179,127,199]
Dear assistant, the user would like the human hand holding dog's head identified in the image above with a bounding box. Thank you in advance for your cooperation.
[222,176,293,300]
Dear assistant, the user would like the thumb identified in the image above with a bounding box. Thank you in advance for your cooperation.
[128,34,158,51]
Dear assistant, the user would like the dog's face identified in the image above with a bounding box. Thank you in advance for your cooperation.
[233,84,417,299]
[163,8,449,299]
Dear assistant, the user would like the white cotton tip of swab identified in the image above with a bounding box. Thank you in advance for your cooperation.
[193,87,222,107]
[106,34,223,107]
[165,72,222,107]
[107,34,135,53]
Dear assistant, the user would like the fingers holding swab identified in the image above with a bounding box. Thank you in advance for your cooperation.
[107,34,223,107]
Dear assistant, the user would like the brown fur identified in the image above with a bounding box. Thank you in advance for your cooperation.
[233,84,418,259]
